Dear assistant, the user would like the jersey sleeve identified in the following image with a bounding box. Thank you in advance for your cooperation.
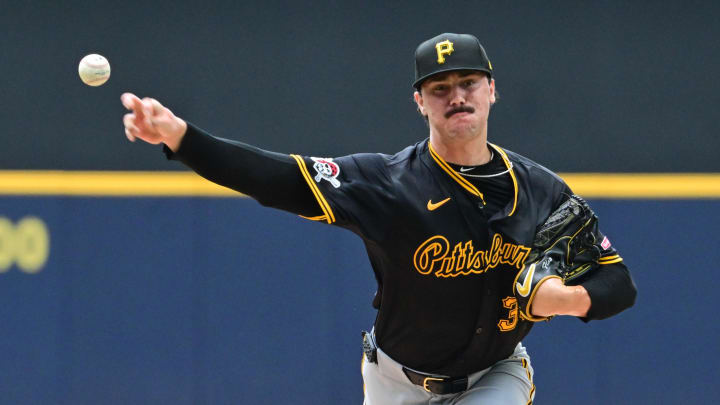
[167,122,324,217]
[594,229,623,264]
[291,153,392,239]
[574,207,635,320]
[577,261,637,321]
[550,180,636,321]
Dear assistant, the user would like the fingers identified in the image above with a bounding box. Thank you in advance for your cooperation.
[123,113,138,132]
[123,109,158,143]
[148,98,168,125]
[121,93,146,118]
[142,97,165,127]
[121,93,148,127]
[143,97,163,113]
[121,93,159,123]
[120,93,138,110]
[123,113,141,142]
[121,93,174,144]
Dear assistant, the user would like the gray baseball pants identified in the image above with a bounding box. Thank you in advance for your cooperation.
[362,343,535,404]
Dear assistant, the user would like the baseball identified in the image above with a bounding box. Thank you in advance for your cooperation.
[78,54,111,86]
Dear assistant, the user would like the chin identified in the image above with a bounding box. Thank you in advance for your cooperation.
[446,124,480,139]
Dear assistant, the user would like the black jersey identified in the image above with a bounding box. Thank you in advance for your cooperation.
[292,139,622,376]
[168,123,635,377]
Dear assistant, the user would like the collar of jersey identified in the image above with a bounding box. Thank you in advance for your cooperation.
[427,141,518,216]
[487,143,519,217]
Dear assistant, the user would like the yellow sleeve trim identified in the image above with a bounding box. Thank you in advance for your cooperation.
[290,154,336,224]
[598,255,623,265]
[298,214,328,222]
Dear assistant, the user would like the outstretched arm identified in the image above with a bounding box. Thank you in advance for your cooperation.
[120,93,322,217]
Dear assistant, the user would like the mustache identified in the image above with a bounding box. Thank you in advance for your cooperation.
[445,105,475,118]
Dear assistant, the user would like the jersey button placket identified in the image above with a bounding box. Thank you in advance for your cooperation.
[477,199,486,222]
[477,194,486,210]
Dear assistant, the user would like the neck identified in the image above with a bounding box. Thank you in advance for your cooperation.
[429,130,491,166]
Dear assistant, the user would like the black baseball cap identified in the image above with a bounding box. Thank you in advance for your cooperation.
[413,33,493,89]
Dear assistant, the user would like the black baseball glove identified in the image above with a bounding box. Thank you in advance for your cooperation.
[513,195,603,322]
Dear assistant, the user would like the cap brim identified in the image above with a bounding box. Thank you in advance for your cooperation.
[413,67,492,89]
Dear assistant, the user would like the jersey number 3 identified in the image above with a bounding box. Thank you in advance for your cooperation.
[498,296,518,332]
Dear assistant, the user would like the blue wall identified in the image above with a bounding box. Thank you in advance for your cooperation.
[1,197,717,404]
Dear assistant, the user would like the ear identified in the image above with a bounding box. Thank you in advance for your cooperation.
[489,79,496,105]
[413,91,426,116]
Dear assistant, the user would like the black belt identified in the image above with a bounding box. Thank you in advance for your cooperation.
[401,367,468,395]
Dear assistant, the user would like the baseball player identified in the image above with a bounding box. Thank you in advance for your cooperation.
[121,33,637,404]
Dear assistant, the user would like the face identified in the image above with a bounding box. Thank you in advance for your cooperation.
[414,71,495,141]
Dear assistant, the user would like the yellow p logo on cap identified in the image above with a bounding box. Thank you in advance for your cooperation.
[435,40,454,64]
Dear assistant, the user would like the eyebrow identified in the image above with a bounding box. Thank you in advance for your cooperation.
[426,71,483,84]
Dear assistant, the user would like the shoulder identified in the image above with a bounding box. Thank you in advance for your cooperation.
[493,144,572,211]
[337,140,425,169]
[494,145,567,188]
[323,140,425,184]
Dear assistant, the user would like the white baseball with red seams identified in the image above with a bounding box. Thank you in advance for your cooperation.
[78,54,111,86]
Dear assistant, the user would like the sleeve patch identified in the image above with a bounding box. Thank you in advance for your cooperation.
[600,236,612,250]
[290,154,336,224]
[311,157,341,188]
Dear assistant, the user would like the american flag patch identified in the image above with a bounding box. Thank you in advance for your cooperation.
[601,236,612,250]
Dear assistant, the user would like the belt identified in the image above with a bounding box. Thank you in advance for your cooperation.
[402,367,468,395]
